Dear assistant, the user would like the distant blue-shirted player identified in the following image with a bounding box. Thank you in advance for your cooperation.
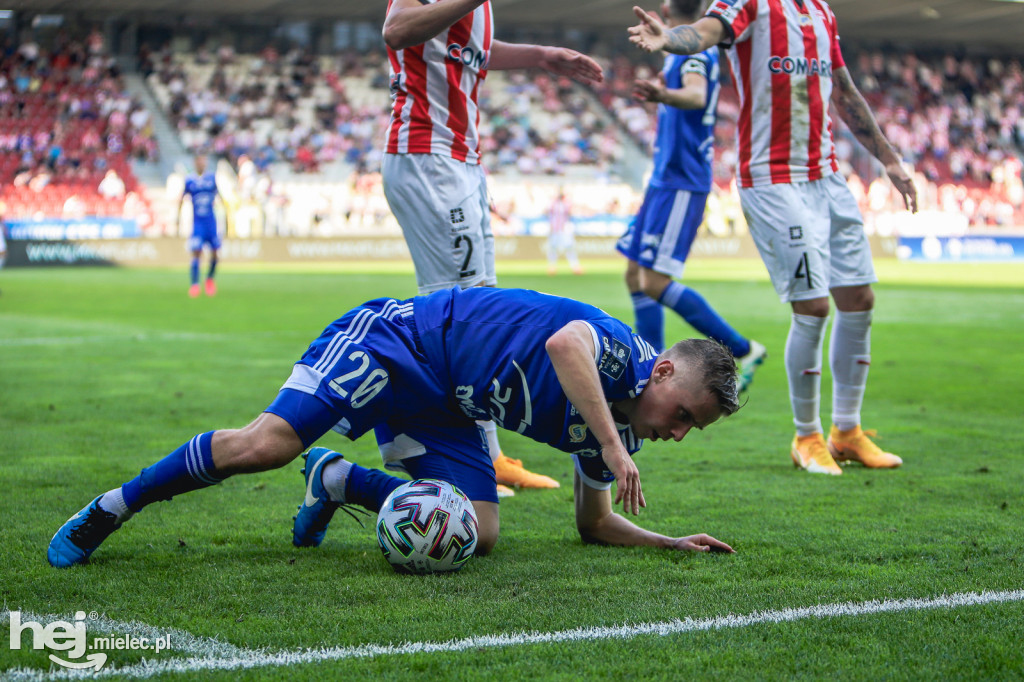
[48,287,740,568]
[618,0,765,392]
[179,155,221,298]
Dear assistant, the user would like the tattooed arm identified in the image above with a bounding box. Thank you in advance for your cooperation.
[831,66,918,212]
[628,7,725,55]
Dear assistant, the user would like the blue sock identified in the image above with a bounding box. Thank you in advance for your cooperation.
[659,281,751,357]
[190,258,200,285]
[631,291,664,353]
[206,258,217,280]
[121,432,227,512]
[344,464,406,513]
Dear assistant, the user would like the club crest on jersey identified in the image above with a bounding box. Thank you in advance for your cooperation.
[768,56,832,76]
[598,337,631,380]
[709,0,740,19]
[447,43,489,70]
[569,423,588,443]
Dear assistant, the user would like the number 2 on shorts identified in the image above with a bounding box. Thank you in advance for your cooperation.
[454,235,474,277]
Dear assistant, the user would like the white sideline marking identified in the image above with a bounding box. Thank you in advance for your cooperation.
[4,589,1023,679]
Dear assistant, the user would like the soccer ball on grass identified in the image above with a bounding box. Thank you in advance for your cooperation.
[376,479,479,574]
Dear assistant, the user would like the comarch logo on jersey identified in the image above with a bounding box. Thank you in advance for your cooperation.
[447,43,488,69]
[7,610,172,671]
[768,56,832,76]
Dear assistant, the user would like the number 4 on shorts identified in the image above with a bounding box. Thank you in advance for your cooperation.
[794,252,814,289]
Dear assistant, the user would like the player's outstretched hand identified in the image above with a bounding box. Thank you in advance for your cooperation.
[539,47,604,86]
[886,161,919,213]
[672,533,735,553]
[628,6,668,53]
[604,444,646,515]
[632,77,665,103]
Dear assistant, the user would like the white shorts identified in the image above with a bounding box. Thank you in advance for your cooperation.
[739,173,877,303]
[382,153,496,294]
[547,231,576,253]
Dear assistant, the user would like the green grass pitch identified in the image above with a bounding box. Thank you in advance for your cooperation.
[1,259,1022,680]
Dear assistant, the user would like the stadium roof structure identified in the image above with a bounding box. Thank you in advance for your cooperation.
[6,0,1024,50]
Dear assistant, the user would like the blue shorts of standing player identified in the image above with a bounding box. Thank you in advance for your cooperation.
[188,219,222,253]
[618,186,765,393]
[48,287,741,569]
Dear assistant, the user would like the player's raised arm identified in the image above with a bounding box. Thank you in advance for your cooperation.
[628,7,724,56]
[545,321,645,515]
[383,0,488,50]
[488,41,604,85]
[573,471,734,552]
[830,66,918,213]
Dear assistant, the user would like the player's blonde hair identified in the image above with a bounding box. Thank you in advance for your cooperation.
[661,338,741,416]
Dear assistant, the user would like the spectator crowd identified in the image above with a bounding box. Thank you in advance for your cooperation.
[1,26,1022,236]
[0,29,157,225]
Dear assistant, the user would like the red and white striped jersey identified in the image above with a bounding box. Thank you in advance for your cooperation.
[548,197,571,234]
[384,0,493,164]
[707,0,845,187]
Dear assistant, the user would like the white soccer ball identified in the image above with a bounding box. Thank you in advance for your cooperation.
[376,479,479,574]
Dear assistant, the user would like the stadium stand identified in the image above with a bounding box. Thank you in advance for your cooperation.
[0,33,157,227]
[2,17,1022,237]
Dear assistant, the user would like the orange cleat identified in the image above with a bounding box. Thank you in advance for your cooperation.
[828,425,903,468]
[496,484,516,498]
[493,453,560,489]
[791,433,842,475]
[189,283,200,298]
[204,278,217,297]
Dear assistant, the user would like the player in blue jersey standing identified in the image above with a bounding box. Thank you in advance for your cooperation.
[618,0,765,392]
[48,287,739,568]
[178,154,222,298]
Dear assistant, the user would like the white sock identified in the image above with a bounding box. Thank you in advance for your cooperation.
[98,488,134,524]
[321,458,353,503]
[478,419,501,463]
[786,313,828,436]
[830,309,872,432]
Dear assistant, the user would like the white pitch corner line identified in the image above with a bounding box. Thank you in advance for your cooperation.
[3,589,1023,680]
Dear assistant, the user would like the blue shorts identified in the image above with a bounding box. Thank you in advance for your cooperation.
[376,422,496,503]
[189,219,221,251]
[616,186,708,278]
[264,296,496,502]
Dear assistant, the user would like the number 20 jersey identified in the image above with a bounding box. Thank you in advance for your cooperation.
[413,287,658,459]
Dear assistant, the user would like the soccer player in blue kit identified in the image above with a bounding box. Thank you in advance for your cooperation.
[48,287,738,568]
[618,0,765,391]
[178,154,221,298]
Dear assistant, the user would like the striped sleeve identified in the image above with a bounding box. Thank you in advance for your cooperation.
[707,0,758,46]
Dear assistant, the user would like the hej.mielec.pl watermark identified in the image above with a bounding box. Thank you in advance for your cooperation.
[8,610,171,671]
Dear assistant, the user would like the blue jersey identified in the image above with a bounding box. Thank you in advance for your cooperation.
[184,173,218,227]
[414,287,657,458]
[649,49,720,192]
[271,288,659,495]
